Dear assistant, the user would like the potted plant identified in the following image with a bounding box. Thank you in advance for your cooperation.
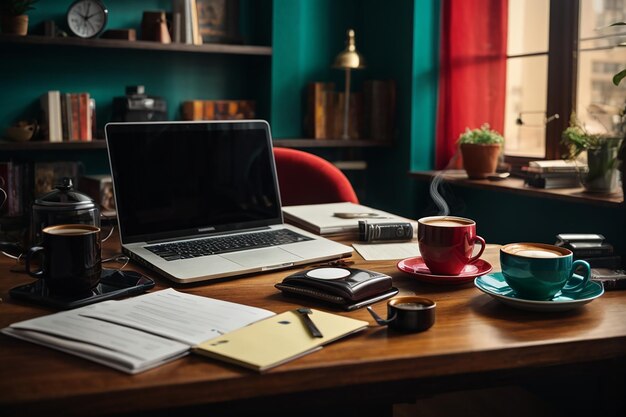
[0,0,38,36]
[561,113,622,193]
[458,123,504,179]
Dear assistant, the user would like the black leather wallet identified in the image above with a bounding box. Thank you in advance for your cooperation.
[275,267,398,310]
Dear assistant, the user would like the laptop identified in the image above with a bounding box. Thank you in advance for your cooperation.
[104,120,353,283]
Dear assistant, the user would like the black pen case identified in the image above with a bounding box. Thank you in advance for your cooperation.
[275,267,397,309]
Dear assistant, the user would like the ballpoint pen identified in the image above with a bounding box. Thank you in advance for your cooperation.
[296,307,323,338]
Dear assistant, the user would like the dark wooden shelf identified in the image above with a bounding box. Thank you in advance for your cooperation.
[1,138,392,151]
[273,139,392,148]
[0,34,272,56]
[410,170,623,208]
[0,140,107,151]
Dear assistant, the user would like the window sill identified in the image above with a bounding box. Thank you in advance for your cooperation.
[409,170,623,208]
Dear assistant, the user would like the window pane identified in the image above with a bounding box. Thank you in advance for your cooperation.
[577,49,626,134]
[579,0,626,46]
[507,0,550,55]
[577,0,626,135]
[504,55,549,158]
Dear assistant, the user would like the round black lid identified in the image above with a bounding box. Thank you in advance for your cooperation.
[34,177,96,209]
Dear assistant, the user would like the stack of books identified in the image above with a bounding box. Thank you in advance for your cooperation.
[181,100,256,121]
[40,91,94,142]
[522,160,586,189]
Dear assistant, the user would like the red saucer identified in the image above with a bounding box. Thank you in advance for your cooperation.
[397,256,493,285]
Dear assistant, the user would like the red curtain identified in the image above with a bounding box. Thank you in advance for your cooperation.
[436,0,508,169]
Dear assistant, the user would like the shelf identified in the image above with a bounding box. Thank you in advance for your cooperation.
[273,139,392,148]
[0,140,107,151]
[410,170,624,208]
[0,34,272,56]
[1,139,392,151]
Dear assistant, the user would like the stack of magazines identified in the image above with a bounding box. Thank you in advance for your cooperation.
[523,160,587,189]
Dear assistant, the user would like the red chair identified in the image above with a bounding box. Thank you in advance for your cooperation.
[273,147,359,206]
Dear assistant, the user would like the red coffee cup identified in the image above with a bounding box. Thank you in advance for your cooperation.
[417,216,486,275]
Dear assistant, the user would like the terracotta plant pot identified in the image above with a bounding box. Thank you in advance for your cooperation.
[0,14,29,35]
[460,143,501,179]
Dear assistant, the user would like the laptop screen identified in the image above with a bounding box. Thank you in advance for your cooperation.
[105,121,283,244]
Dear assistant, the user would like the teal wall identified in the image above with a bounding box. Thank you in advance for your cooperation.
[270,0,440,218]
[1,0,272,133]
[363,0,439,218]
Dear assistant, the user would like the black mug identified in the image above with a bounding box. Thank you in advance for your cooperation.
[25,224,102,294]
[367,296,436,332]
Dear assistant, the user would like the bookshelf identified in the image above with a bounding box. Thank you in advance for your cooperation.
[0,0,434,217]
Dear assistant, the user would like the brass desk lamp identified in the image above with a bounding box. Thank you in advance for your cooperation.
[333,28,366,139]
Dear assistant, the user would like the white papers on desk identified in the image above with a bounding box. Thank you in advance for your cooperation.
[2,288,275,374]
[81,288,273,345]
[353,242,421,261]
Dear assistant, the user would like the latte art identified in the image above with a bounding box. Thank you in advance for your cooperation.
[502,243,566,258]
[515,249,560,258]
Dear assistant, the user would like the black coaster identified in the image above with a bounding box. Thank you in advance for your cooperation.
[9,269,155,310]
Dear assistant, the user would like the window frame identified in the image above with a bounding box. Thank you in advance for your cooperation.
[504,0,580,168]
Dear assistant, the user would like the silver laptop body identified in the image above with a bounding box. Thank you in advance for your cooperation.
[105,120,352,283]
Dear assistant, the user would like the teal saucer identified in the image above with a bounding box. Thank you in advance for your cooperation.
[474,272,604,312]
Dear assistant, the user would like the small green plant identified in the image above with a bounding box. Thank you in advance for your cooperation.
[561,113,621,160]
[562,113,622,187]
[0,0,38,16]
[457,123,504,145]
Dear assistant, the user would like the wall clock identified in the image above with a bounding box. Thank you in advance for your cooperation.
[67,0,108,39]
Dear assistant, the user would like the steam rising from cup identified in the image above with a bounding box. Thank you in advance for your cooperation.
[429,152,459,216]
[429,173,449,216]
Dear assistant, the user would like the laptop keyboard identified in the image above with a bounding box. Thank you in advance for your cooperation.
[146,229,313,261]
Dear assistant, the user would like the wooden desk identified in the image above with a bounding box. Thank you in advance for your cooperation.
[1,236,625,417]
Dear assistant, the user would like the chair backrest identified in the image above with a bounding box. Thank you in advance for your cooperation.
[273,147,359,206]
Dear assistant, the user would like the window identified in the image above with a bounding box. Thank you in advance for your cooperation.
[503,0,626,163]
[504,0,550,158]
[577,0,626,135]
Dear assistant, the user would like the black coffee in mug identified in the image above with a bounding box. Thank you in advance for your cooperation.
[25,224,102,294]
[367,296,436,332]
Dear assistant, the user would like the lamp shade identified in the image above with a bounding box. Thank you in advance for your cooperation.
[333,29,366,69]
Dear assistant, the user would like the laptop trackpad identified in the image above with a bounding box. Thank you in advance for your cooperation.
[222,247,302,267]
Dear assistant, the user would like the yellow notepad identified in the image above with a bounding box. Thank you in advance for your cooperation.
[193,309,368,372]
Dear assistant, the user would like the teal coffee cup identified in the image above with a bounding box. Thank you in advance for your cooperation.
[500,243,591,301]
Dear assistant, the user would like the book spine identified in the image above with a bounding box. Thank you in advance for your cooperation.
[50,91,63,142]
[60,94,69,141]
[190,0,202,45]
[70,94,81,141]
[307,82,335,139]
[40,91,63,142]
[203,100,215,120]
[89,98,97,140]
[78,93,90,141]
[364,80,395,141]
[182,100,204,120]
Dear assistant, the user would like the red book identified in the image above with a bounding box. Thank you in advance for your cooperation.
[78,93,92,141]
[70,94,81,141]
